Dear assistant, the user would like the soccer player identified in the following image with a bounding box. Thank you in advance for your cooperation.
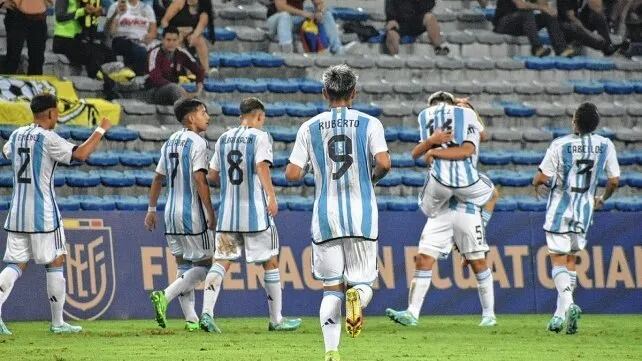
[200,97,302,333]
[146,98,216,331]
[532,102,619,334]
[285,65,391,361]
[414,91,494,218]
[0,93,111,335]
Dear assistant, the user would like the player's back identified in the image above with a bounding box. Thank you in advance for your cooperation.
[214,126,272,232]
[418,103,481,188]
[158,128,208,235]
[293,107,388,243]
[3,124,71,233]
[542,133,619,234]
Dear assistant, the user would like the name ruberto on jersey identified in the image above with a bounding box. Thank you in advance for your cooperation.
[318,118,360,130]
[224,136,255,144]
[566,144,605,154]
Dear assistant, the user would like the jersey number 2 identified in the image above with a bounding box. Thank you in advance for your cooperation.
[571,159,595,193]
[328,135,353,180]
[17,147,31,184]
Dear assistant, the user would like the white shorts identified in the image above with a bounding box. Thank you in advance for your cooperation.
[546,232,587,254]
[166,231,214,262]
[4,228,67,265]
[418,208,489,261]
[214,225,279,263]
[420,175,494,218]
[312,238,378,287]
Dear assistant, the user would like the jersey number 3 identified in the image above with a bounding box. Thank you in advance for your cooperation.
[328,135,353,180]
[17,147,32,184]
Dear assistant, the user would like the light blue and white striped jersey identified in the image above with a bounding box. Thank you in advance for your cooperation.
[289,107,388,244]
[3,124,75,233]
[155,129,209,235]
[418,103,482,188]
[210,126,273,232]
[540,133,619,234]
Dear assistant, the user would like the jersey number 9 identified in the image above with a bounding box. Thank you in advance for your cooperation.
[328,135,353,180]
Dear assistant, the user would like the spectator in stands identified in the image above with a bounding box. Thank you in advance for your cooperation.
[105,0,158,75]
[2,0,52,75]
[384,0,450,56]
[159,0,214,76]
[53,0,104,76]
[557,0,628,55]
[146,26,204,106]
[493,0,577,57]
[266,0,346,54]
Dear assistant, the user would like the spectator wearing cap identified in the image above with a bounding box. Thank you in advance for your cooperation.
[266,0,346,54]
[493,0,577,57]
[105,0,158,75]
[384,0,450,56]
[146,26,204,106]
[2,0,52,75]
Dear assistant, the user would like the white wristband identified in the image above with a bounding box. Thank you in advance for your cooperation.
[148,206,157,212]
[95,127,106,136]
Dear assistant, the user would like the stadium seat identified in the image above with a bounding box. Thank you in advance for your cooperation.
[391,153,416,168]
[352,103,382,117]
[627,173,642,188]
[96,170,136,187]
[516,197,547,211]
[262,79,300,94]
[0,125,17,139]
[273,152,289,167]
[618,151,638,165]
[287,196,314,211]
[115,196,148,211]
[512,151,544,165]
[502,102,536,117]
[376,173,403,187]
[263,103,287,117]
[66,171,101,187]
[104,126,139,142]
[601,81,636,95]
[204,79,237,93]
[572,81,604,95]
[69,127,94,141]
[280,102,317,117]
[298,78,323,94]
[387,197,419,211]
[57,197,81,211]
[396,128,420,143]
[266,126,297,142]
[614,197,642,212]
[480,151,512,165]
[77,196,117,211]
[221,102,241,116]
[401,171,425,187]
[304,174,315,187]
[0,172,12,187]
[87,152,120,167]
[124,169,156,187]
[494,197,518,211]
[272,174,303,187]
[119,151,154,167]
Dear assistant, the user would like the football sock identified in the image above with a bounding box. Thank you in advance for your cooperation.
[202,263,226,316]
[407,269,432,319]
[176,264,198,323]
[351,284,373,309]
[481,209,493,228]
[165,265,207,303]
[0,264,22,319]
[263,269,283,324]
[569,271,577,292]
[46,267,66,327]
[475,268,495,318]
[320,291,343,353]
[552,266,573,318]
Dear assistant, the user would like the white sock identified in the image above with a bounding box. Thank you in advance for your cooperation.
[164,266,207,303]
[46,267,66,327]
[202,263,225,316]
[569,271,577,293]
[552,266,573,318]
[475,268,495,318]
[176,264,198,323]
[407,269,432,319]
[264,269,283,324]
[320,291,342,353]
[351,284,373,309]
[0,265,22,319]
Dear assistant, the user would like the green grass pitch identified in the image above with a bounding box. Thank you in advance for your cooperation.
[2,315,642,361]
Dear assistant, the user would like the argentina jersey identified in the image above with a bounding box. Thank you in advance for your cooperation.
[540,133,620,234]
[155,129,209,235]
[289,107,388,244]
[3,124,75,233]
[210,126,273,232]
[418,103,482,188]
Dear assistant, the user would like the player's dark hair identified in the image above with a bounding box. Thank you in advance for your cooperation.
[322,65,358,101]
[174,98,207,123]
[163,26,180,38]
[30,93,57,115]
[574,102,600,134]
[428,91,455,106]
[239,97,265,115]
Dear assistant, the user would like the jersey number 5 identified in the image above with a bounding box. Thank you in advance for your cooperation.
[571,159,595,193]
[17,147,32,184]
[328,135,353,180]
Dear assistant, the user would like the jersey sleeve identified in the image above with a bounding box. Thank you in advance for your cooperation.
[2,132,14,159]
[209,139,221,171]
[604,140,620,178]
[539,143,559,178]
[255,132,274,165]
[463,126,480,151]
[45,131,76,165]
[418,111,427,142]
[155,144,167,175]
[368,119,389,156]
[289,125,310,169]
[191,139,208,173]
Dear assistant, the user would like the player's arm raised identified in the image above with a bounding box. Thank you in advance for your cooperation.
[71,117,112,161]
[145,172,165,231]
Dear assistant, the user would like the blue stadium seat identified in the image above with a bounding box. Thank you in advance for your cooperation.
[0,172,12,187]
[512,151,544,165]
[53,169,71,187]
[516,197,547,211]
[54,126,71,139]
[249,52,285,67]
[596,127,616,139]
[87,152,120,167]
[221,102,241,116]
[415,157,428,168]
[264,103,287,117]
[331,7,369,21]
[277,195,294,211]
[494,197,518,211]
[279,102,318,117]
[213,27,237,41]
[78,196,117,211]
[583,57,615,71]
[627,173,642,188]
[204,79,237,93]
[480,151,512,165]
[272,174,303,187]
[397,128,420,143]
[502,102,536,117]
[0,125,17,139]
[96,170,136,187]
[554,57,586,70]
[182,82,198,93]
[120,151,154,167]
[614,197,642,211]
[304,174,315,186]
[262,79,300,93]
[503,171,533,187]
[147,151,161,164]
[352,103,382,117]
[105,126,139,142]
[481,7,495,20]
[549,127,571,138]
[287,196,314,211]
[617,151,637,165]
[115,196,148,211]
[229,78,268,93]
[298,78,323,94]
[266,126,297,142]
[219,53,253,67]
[124,169,156,187]
[391,153,416,168]
[521,57,556,70]
[387,197,419,211]
[635,150,642,165]
[69,127,94,141]
[385,127,398,142]
[401,171,425,187]
[601,81,636,95]
[572,81,604,94]
[57,197,81,211]
[66,171,101,187]
[377,173,402,187]
[0,156,10,166]
[598,174,628,187]
[377,196,390,211]
[273,152,289,167]
[595,198,616,211]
